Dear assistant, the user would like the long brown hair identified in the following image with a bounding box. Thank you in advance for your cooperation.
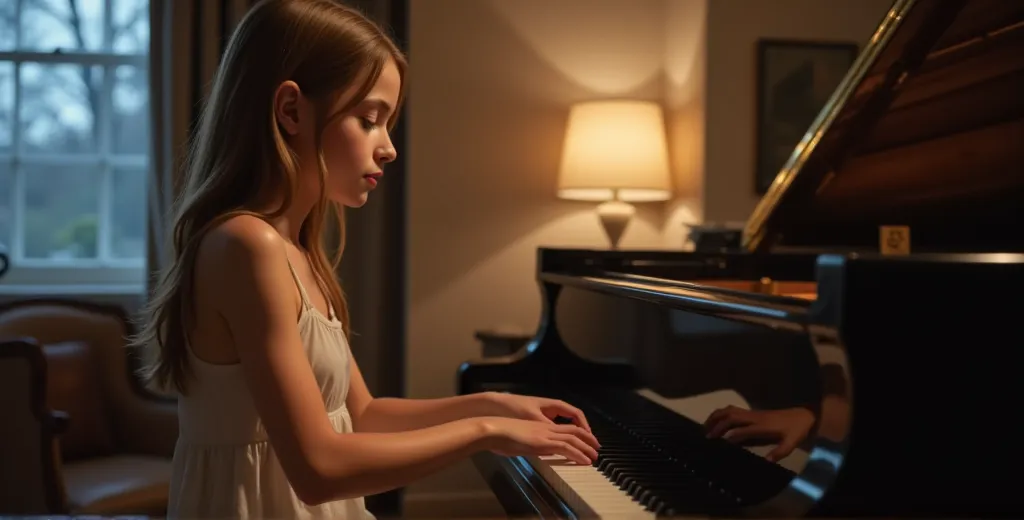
[133,0,407,394]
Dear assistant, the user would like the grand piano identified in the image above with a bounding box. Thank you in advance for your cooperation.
[456,0,1024,517]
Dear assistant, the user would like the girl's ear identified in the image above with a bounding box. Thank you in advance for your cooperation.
[274,80,304,136]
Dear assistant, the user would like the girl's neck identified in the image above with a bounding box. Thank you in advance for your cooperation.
[252,187,318,244]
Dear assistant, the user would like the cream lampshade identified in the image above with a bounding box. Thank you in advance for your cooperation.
[557,100,672,249]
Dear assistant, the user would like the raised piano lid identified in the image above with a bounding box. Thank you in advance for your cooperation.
[742,0,1024,254]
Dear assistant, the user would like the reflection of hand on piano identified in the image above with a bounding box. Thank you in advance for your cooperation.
[704,405,815,462]
[481,417,600,466]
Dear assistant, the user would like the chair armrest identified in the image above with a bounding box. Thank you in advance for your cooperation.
[0,300,180,460]
[0,338,70,514]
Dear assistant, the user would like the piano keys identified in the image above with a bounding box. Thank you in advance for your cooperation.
[480,384,806,517]
[457,0,1024,517]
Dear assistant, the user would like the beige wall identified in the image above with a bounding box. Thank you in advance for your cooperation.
[405,0,891,506]
[407,0,706,395]
[704,0,893,222]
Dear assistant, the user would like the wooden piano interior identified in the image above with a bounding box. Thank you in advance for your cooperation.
[777,0,1024,253]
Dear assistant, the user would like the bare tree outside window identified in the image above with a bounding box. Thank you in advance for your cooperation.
[0,0,149,286]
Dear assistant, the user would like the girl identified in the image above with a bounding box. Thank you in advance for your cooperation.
[133,1,600,518]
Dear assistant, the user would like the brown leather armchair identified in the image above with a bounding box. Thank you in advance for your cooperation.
[0,299,178,516]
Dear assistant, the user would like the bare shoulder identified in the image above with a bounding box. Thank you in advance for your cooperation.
[194,214,296,318]
[198,214,284,265]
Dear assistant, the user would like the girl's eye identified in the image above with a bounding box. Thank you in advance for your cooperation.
[360,116,378,131]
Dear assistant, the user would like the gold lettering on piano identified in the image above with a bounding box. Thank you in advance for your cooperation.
[879,225,911,255]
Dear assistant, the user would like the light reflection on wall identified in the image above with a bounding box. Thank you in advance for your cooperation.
[488,0,666,97]
[487,0,708,249]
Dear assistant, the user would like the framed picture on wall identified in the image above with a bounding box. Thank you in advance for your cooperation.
[754,39,859,194]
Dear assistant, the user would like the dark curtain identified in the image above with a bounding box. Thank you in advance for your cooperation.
[336,2,409,516]
[147,0,257,295]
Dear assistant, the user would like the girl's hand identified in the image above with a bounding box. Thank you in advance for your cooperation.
[488,392,592,432]
[704,405,815,462]
[481,417,600,465]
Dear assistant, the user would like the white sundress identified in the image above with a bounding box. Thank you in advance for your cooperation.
[167,253,374,520]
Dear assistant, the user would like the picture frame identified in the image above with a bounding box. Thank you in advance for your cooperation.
[754,39,859,194]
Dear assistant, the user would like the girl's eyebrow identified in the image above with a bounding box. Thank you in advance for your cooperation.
[361,97,393,115]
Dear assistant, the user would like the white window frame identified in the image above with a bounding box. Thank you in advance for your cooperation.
[1,0,150,294]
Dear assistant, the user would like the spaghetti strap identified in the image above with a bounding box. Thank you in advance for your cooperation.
[283,245,335,320]
[283,249,314,311]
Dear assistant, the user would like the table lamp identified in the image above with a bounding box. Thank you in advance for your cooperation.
[557,100,672,249]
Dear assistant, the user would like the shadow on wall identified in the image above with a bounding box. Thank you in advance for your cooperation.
[409,0,674,310]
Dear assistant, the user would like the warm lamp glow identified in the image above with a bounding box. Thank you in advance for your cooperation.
[557,100,673,249]
[558,100,672,203]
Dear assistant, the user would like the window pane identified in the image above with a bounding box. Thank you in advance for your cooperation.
[0,1,14,51]
[19,62,102,154]
[111,167,146,259]
[23,163,100,259]
[0,160,12,252]
[113,65,149,154]
[20,0,105,53]
[0,61,11,153]
[112,0,149,54]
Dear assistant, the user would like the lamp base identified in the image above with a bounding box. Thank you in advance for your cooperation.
[596,200,635,249]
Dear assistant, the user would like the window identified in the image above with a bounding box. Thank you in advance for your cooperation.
[0,0,150,291]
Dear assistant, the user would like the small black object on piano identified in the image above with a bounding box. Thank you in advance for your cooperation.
[687,223,743,253]
[456,0,1024,517]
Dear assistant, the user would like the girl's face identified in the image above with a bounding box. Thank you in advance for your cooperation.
[276,58,401,208]
[321,59,401,207]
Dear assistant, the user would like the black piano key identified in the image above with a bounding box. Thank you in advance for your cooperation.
[609,464,679,483]
[653,502,675,516]
[601,456,668,471]
[621,472,696,495]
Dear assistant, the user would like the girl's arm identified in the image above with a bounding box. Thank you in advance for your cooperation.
[345,352,504,432]
[202,217,596,505]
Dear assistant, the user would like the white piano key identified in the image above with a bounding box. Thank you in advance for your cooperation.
[539,454,656,519]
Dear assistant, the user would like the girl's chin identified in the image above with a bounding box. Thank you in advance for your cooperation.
[332,192,369,209]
